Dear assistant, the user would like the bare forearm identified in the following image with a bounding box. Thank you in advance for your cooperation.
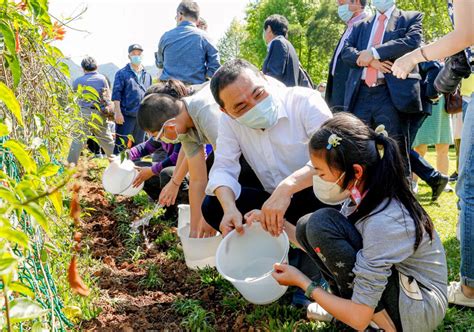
[277,165,315,196]
[172,150,189,183]
[113,101,121,114]
[215,186,238,213]
[189,179,207,228]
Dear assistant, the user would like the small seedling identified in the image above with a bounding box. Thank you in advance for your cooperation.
[173,298,215,331]
[138,264,164,290]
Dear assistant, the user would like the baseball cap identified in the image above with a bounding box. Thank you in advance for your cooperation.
[128,44,143,53]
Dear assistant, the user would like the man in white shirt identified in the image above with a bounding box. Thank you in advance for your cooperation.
[202,59,332,241]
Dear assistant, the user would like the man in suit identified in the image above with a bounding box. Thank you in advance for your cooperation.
[341,1,424,171]
[326,0,368,112]
[262,14,301,87]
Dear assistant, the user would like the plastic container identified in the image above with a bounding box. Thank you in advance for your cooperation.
[102,158,143,197]
[215,222,289,305]
[177,204,222,270]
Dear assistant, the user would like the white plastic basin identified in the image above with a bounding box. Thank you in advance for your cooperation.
[102,158,143,197]
[177,204,222,270]
[216,222,289,305]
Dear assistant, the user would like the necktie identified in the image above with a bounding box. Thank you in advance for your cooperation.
[365,14,387,87]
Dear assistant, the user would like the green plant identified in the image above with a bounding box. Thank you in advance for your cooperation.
[138,264,164,290]
[154,228,177,247]
[173,298,215,332]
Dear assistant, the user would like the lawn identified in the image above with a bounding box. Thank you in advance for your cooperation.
[76,147,473,331]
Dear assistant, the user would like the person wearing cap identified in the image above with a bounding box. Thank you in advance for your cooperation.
[68,56,115,164]
[112,44,153,153]
[156,1,220,85]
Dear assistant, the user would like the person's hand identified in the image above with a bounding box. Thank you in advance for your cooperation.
[219,207,243,237]
[369,59,393,73]
[133,167,154,187]
[196,218,218,238]
[272,263,311,289]
[260,188,291,237]
[114,111,124,125]
[244,209,262,228]
[357,49,374,67]
[392,51,419,79]
[158,180,180,207]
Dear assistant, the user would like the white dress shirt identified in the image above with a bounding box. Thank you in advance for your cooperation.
[206,86,332,199]
[361,5,396,80]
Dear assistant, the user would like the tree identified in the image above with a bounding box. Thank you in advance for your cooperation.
[217,18,247,64]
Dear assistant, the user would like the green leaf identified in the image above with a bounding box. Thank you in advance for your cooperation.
[0,20,15,55]
[9,298,48,323]
[3,139,36,173]
[38,145,51,163]
[58,62,70,78]
[38,163,60,177]
[48,190,63,215]
[0,122,10,136]
[22,203,49,233]
[32,321,49,332]
[0,186,19,204]
[9,282,35,298]
[0,257,17,276]
[90,112,104,125]
[0,82,23,126]
[4,52,21,87]
[63,305,83,320]
[0,226,29,248]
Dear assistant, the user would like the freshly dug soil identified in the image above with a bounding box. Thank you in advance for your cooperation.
[77,160,259,331]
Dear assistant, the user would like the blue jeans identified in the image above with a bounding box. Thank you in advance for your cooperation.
[457,92,474,288]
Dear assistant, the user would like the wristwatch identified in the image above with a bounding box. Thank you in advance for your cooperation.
[305,280,320,299]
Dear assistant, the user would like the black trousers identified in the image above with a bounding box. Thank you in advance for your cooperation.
[296,208,402,330]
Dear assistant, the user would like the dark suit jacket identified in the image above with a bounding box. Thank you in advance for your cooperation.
[262,36,300,87]
[419,61,442,116]
[341,9,424,114]
[326,34,352,112]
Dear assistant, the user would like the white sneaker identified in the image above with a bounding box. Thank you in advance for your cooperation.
[411,181,419,194]
[307,302,333,322]
[444,184,454,192]
[448,281,474,307]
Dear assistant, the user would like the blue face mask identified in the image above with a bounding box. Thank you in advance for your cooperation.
[235,94,279,129]
[372,0,394,13]
[338,4,354,23]
[130,55,142,65]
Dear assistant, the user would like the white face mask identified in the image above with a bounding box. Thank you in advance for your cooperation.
[312,173,350,205]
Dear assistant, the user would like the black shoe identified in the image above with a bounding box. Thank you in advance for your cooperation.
[429,174,449,201]
[449,172,458,182]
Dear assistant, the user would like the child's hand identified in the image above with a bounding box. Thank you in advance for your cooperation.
[272,263,310,289]
[244,209,263,228]
[133,167,154,187]
[159,180,179,207]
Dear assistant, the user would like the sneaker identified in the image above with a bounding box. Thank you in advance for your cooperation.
[448,281,474,307]
[444,184,454,193]
[449,172,458,182]
[307,302,333,322]
[291,288,312,308]
[429,174,449,201]
[412,181,419,194]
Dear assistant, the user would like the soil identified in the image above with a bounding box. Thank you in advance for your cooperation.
[77,161,253,332]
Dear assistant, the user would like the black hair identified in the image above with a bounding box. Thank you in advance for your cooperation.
[177,1,200,21]
[309,113,434,250]
[81,56,97,71]
[210,58,262,108]
[264,14,289,37]
[138,80,191,132]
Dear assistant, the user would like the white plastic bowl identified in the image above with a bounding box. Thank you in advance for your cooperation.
[215,222,289,305]
[102,158,143,197]
[177,204,222,270]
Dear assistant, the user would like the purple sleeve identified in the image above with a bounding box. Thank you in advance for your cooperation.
[151,144,181,175]
[129,138,160,160]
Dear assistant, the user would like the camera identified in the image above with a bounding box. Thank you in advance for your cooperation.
[434,50,472,94]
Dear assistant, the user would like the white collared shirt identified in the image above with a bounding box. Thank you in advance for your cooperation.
[361,5,396,79]
[206,86,332,198]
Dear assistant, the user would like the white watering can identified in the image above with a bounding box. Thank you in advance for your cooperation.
[102,158,143,197]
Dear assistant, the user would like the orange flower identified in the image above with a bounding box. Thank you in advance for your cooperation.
[17,1,27,11]
[15,29,21,52]
[52,21,66,41]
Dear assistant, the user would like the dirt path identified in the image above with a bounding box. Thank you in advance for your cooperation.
[76,161,251,331]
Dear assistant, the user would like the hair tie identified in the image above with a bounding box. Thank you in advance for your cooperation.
[374,125,388,159]
[327,134,342,150]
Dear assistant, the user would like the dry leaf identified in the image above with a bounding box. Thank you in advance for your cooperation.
[68,255,90,297]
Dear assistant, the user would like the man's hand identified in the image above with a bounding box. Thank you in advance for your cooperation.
[357,49,375,67]
[133,167,154,187]
[261,187,292,237]
[159,180,180,207]
[369,59,393,74]
[114,111,124,125]
[219,207,243,237]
